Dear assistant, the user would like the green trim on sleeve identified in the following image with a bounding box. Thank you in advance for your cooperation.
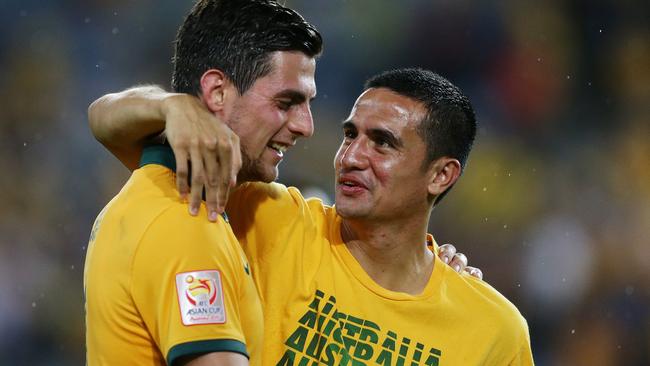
[167,339,248,366]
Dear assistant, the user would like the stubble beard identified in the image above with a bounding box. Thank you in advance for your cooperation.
[237,149,277,184]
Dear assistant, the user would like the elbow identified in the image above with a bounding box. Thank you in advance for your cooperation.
[88,95,112,145]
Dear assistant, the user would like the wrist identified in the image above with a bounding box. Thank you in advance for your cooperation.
[159,93,179,120]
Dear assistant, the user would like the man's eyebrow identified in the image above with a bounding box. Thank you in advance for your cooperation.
[275,89,316,103]
[368,127,402,148]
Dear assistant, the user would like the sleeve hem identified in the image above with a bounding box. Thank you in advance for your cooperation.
[166,339,248,366]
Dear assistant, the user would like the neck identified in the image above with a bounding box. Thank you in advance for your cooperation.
[340,214,434,295]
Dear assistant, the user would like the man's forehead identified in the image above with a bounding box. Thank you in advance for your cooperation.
[263,51,316,92]
[348,88,425,125]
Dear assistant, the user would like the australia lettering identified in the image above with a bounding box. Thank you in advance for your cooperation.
[277,290,442,366]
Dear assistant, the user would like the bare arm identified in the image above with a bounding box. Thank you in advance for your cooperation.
[88,86,241,220]
[89,85,169,170]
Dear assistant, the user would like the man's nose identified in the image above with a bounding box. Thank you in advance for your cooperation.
[287,104,314,138]
[339,137,369,170]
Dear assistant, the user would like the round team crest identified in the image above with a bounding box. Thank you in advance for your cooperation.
[184,274,218,306]
[175,270,226,325]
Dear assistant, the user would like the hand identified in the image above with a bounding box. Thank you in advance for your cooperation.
[162,94,242,221]
[438,243,483,280]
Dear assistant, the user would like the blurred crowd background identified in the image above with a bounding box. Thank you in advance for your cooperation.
[0,0,648,365]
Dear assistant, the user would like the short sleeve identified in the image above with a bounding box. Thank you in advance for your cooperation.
[508,317,534,366]
[508,340,535,365]
[131,205,248,364]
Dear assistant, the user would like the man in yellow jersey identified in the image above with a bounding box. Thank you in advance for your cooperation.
[84,1,323,365]
[89,69,533,364]
[225,69,533,364]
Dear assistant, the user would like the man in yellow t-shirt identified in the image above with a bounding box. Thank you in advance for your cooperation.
[84,0,323,365]
[227,180,531,364]
[221,69,533,364]
[218,69,533,365]
[91,68,534,364]
[84,148,263,365]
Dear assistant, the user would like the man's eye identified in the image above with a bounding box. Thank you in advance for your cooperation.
[377,138,392,148]
[277,101,291,111]
[343,130,356,139]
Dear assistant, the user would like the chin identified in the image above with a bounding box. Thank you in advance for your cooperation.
[335,209,368,220]
[253,166,279,183]
[241,160,279,183]
[334,199,366,219]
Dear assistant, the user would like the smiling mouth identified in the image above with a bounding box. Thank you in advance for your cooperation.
[337,180,368,196]
[338,176,368,191]
[267,142,288,156]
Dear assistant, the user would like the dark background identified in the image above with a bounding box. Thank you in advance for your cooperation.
[0,0,648,364]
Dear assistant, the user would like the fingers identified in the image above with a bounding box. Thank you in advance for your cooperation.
[174,148,190,201]
[163,93,243,222]
[437,243,457,265]
[202,136,221,221]
[438,243,477,277]
[449,252,468,274]
[229,134,241,189]
[216,136,233,214]
[464,266,483,280]
[189,142,204,217]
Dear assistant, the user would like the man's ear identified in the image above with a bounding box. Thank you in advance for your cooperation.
[427,158,462,197]
[199,69,235,113]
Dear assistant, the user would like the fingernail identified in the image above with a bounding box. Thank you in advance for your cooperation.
[209,210,218,222]
[454,264,461,273]
[443,256,450,264]
[190,206,198,216]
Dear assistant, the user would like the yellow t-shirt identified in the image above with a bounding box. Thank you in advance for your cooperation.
[228,182,533,365]
[84,145,263,366]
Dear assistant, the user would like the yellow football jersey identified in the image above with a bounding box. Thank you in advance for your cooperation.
[227,182,533,365]
[84,145,262,366]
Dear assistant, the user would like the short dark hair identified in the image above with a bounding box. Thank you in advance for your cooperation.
[364,68,477,204]
[172,0,322,95]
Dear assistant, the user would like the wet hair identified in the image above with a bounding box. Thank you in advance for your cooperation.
[364,68,477,204]
[172,0,322,95]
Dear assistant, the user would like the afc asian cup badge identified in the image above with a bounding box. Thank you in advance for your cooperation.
[175,270,226,325]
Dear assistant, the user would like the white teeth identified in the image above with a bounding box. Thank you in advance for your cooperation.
[269,143,287,153]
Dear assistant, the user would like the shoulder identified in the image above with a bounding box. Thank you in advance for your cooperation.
[235,181,301,201]
[143,203,235,248]
[107,165,179,217]
[132,204,244,286]
[444,269,530,342]
[231,182,329,213]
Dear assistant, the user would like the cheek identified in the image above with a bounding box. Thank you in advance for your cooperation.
[371,157,399,184]
[260,110,287,137]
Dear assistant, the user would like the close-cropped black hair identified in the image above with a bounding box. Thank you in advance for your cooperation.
[365,68,477,204]
[172,0,322,95]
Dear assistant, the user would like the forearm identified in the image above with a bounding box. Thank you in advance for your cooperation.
[88,85,173,170]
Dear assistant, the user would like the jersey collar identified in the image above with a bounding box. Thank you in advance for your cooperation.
[139,144,176,171]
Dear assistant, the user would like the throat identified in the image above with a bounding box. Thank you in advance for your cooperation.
[342,222,435,295]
